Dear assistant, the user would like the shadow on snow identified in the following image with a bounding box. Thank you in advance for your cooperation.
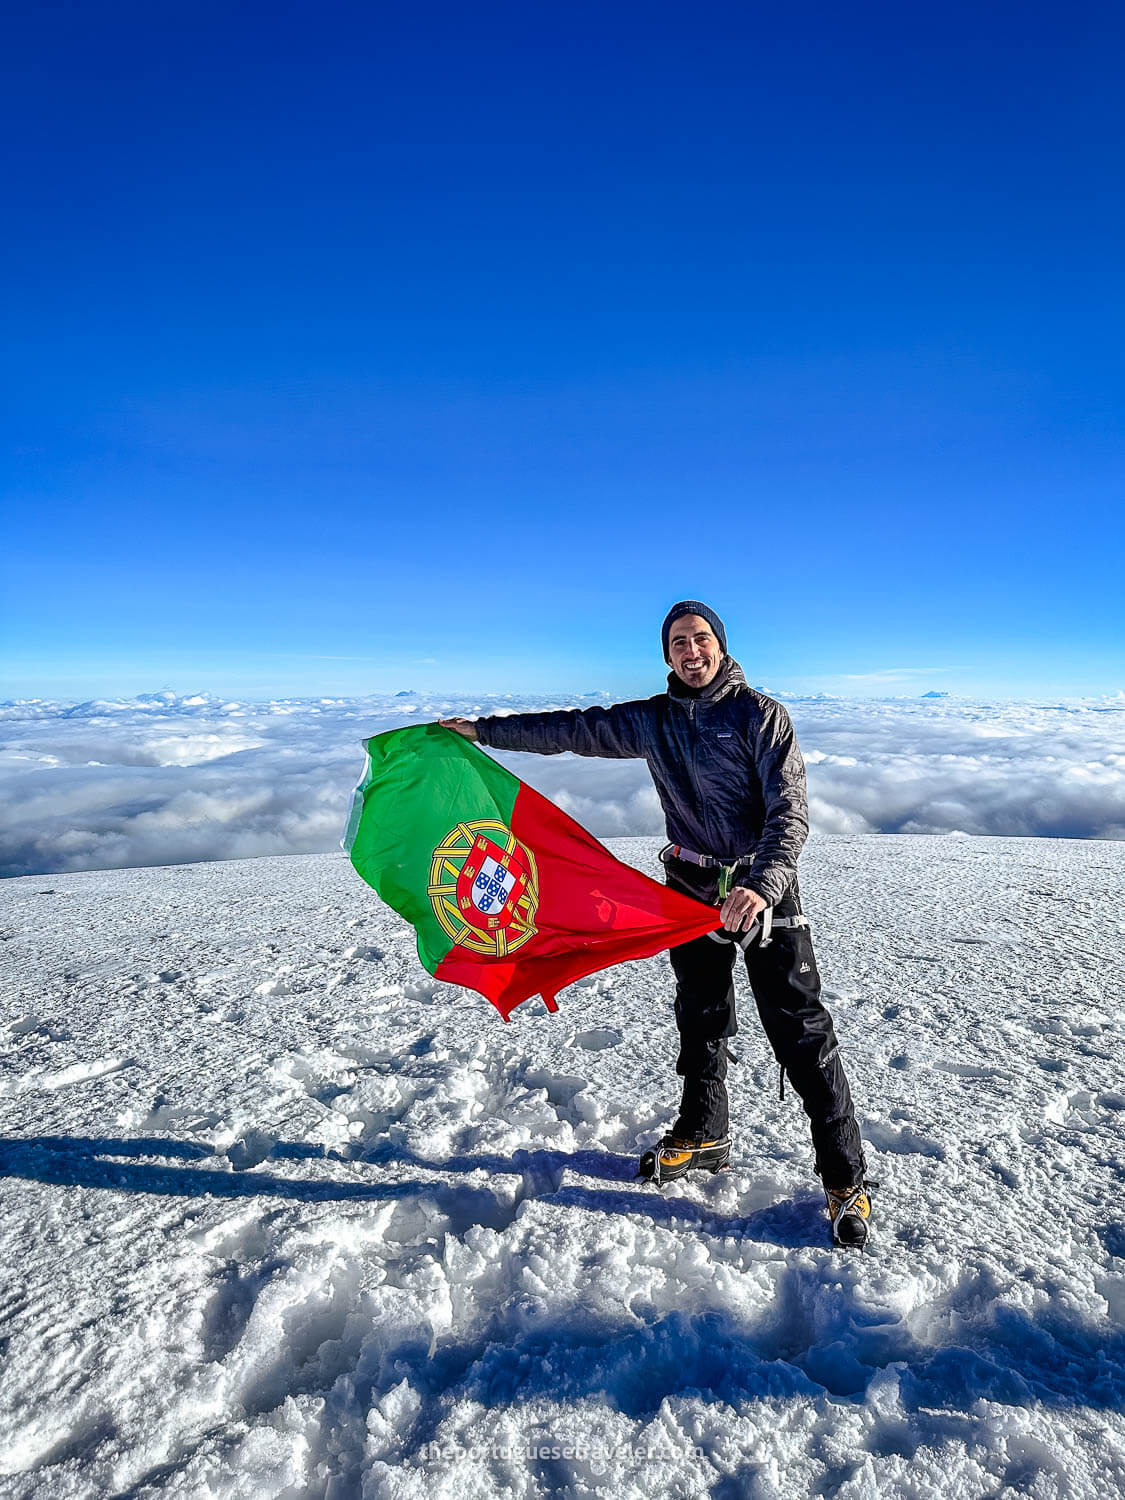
[0,1134,811,1245]
[2,1133,1123,1435]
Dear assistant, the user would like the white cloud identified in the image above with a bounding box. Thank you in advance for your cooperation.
[1,692,1122,877]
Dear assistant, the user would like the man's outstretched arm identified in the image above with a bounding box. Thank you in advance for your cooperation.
[438,701,654,758]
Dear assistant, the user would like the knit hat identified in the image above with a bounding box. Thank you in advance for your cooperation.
[660,600,727,662]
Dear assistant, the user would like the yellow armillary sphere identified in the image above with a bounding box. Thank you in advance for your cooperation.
[427,819,540,958]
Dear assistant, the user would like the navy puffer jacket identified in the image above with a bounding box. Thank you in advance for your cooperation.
[475,658,809,905]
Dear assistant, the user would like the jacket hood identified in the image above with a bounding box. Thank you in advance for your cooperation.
[666,656,747,702]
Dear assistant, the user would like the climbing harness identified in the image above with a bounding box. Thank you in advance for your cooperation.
[660,842,811,950]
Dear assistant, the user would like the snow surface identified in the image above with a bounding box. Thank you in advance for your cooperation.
[1,834,1123,1499]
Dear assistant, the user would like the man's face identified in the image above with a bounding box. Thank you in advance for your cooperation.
[668,614,723,688]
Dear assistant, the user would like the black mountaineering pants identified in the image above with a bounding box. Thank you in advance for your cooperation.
[665,863,865,1189]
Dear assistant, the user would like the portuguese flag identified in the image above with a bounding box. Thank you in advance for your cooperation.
[343,723,723,1020]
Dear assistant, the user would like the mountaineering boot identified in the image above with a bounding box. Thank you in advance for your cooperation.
[636,1133,731,1185]
[825,1183,873,1249]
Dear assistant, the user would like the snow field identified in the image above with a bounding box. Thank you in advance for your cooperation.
[0,835,1123,1498]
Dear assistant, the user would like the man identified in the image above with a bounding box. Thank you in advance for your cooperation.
[440,600,872,1248]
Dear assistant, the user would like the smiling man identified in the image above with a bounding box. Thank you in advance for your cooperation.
[440,599,872,1248]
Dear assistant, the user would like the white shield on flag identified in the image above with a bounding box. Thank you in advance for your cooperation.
[471,854,516,916]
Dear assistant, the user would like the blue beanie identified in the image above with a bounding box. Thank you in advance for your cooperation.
[661,600,727,662]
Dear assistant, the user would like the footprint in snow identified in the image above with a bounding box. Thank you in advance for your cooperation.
[71,1057,136,1085]
[934,1059,1003,1080]
[255,973,301,999]
[570,1028,622,1052]
[20,1057,138,1092]
[199,1258,278,1364]
[862,1117,945,1160]
[522,1069,588,1108]
[132,1096,223,1134]
[5,1014,66,1041]
[225,1128,279,1171]
[403,979,443,1004]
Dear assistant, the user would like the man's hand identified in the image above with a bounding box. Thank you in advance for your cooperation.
[720,885,767,932]
[438,718,479,741]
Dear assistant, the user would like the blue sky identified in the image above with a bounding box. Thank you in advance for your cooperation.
[2,1,1123,701]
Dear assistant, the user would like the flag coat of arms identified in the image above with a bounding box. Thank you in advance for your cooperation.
[343,723,723,1019]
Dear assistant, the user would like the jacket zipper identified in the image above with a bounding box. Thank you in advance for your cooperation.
[685,698,717,854]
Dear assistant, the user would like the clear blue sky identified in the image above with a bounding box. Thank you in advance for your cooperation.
[2,1,1123,700]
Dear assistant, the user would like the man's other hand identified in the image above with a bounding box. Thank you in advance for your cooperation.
[720,886,767,932]
[438,718,479,741]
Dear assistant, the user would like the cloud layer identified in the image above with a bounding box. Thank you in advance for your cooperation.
[2,690,1123,877]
